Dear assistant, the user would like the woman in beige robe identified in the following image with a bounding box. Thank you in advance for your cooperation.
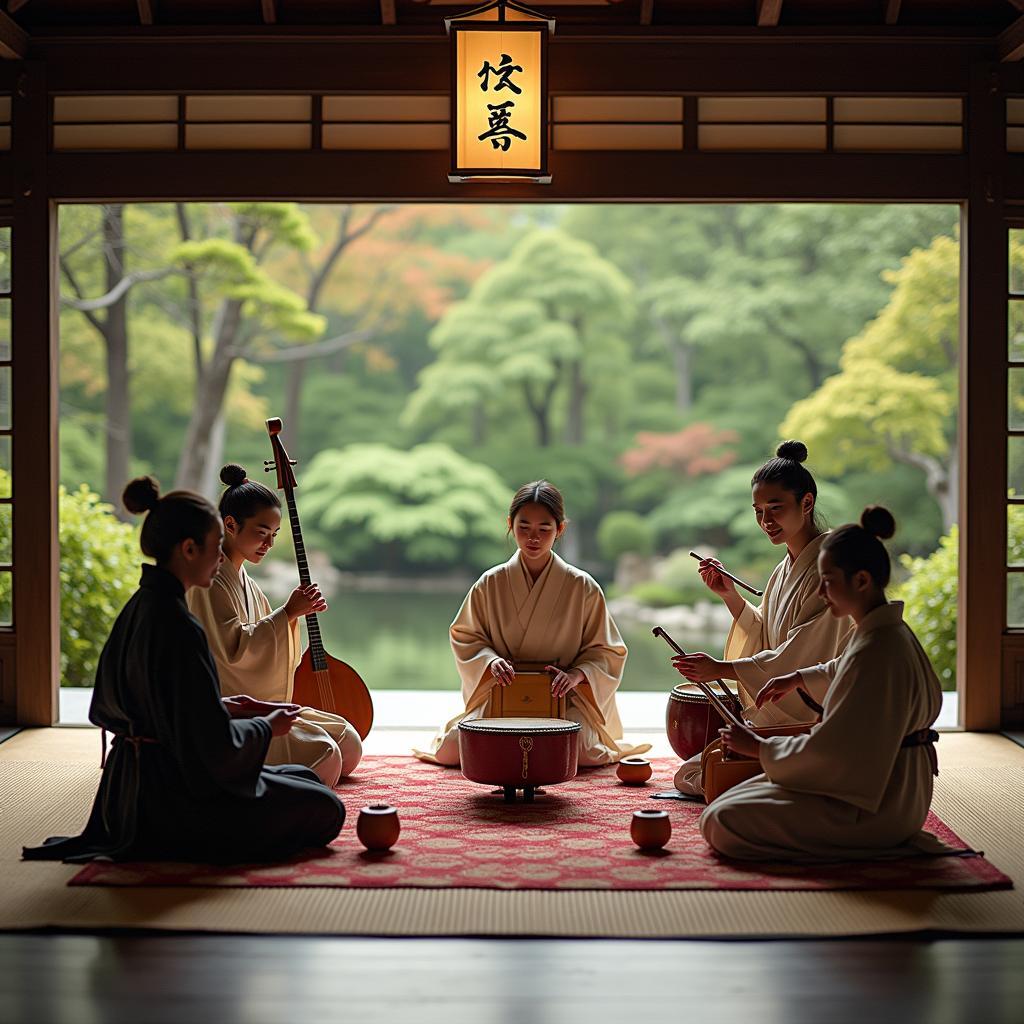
[187,464,362,787]
[702,506,946,862]
[416,481,650,767]
[672,441,853,795]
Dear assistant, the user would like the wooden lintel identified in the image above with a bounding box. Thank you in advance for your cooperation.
[640,0,654,26]
[44,150,968,204]
[1000,15,1024,62]
[261,0,277,24]
[884,0,901,25]
[137,0,154,26]
[380,0,397,25]
[0,10,27,59]
[36,37,985,95]
[757,0,782,27]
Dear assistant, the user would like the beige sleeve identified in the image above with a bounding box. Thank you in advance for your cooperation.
[722,599,766,663]
[732,589,850,699]
[570,580,628,741]
[759,644,914,813]
[449,582,500,710]
[570,581,628,701]
[798,656,844,693]
[189,578,292,698]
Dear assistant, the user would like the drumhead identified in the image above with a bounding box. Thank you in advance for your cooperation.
[459,717,581,734]
[669,682,738,702]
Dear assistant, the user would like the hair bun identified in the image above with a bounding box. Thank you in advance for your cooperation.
[776,440,808,463]
[860,505,896,540]
[122,475,160,515]
[219,463,248,488]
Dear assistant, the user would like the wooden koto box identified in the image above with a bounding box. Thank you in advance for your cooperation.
[484,662,567,719]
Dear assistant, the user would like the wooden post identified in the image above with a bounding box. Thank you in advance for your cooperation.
[960,62,1006,731]
[12,63,59,726]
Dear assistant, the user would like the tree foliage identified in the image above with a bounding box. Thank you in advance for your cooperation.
[597,511,655,562]
[53,202,968,688]
[59,485,141,686]
[300,443,511,572]
[621,423,739,478]
[404,228,633,448]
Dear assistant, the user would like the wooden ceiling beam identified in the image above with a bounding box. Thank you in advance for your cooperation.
[380,0,397,24]
[1000,14,1024,61]
[757,0,782,27]
[137,1,154,26]
[0,9,27,58]
[884,0,901,25]
[7,0,32,14]
[261,0,277,24]
[640,0,654,25]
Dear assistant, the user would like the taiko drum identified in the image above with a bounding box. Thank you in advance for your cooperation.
[666,683,742,761]
[459,717,581,803]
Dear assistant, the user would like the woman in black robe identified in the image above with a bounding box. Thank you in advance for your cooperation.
[24,476,345,864]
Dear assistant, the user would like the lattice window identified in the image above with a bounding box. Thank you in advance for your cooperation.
[0,222,11,628]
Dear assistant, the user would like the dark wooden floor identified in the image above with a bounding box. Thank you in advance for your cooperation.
[1,933,1023,1024]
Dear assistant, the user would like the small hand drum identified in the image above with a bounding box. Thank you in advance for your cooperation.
[459,717,581,803]
[484,662,567,719]
[666,682,742,761]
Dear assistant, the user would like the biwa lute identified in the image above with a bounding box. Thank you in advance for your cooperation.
[265,417,373,739]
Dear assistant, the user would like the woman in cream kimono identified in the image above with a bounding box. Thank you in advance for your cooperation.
[702,506,947,862]
[187,464,362,787]
[672,441,853,796]
[416,480,650,768]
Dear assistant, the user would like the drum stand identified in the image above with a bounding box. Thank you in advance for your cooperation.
[494,786,545,803]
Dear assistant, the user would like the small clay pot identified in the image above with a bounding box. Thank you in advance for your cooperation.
[616,756,653,786]
[356,803,401,852]
[630,809,672,851]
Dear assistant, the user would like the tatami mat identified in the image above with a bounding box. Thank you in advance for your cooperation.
[1,728,1022,938]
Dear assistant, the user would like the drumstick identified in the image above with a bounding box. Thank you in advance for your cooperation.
[689,551,763,597]
[651,626,745,729]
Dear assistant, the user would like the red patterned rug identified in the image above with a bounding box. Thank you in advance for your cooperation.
[70,756,1011,892]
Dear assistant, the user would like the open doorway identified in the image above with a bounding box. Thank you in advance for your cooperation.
[55,202,961,735]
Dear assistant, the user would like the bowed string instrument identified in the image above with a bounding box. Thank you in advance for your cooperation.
[265,417,374,739]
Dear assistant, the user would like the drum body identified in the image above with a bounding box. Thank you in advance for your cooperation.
[459,717,581,802]
[666,683,742,761]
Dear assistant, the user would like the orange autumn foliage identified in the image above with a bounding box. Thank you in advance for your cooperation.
[621,423,739,478]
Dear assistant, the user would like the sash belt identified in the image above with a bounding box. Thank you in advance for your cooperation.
[901,727,940,776]
[100,728,159,769]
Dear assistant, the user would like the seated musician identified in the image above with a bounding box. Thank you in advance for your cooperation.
[186,464,362,788]
[24,477,344,864]
[416,480,650,767]
[701,506,947,862]
[671,440,853,796]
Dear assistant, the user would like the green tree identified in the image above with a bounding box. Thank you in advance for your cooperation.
[59,204,185,509]
[897,506,1024,690]
[780,233,991,530]
[300,443,510,573]
[597,510,654,562]
[404,228,634,448]
[893,526,960,690]
[565,204,957,412]
[172,203,327,492]
[59,484,140,686]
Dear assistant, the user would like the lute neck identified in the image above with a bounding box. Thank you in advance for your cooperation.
[282,486,327,672]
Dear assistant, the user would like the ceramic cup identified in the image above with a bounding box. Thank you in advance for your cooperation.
[630,808,672,851]
[616,756,653,786]
[357,803,401,852]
